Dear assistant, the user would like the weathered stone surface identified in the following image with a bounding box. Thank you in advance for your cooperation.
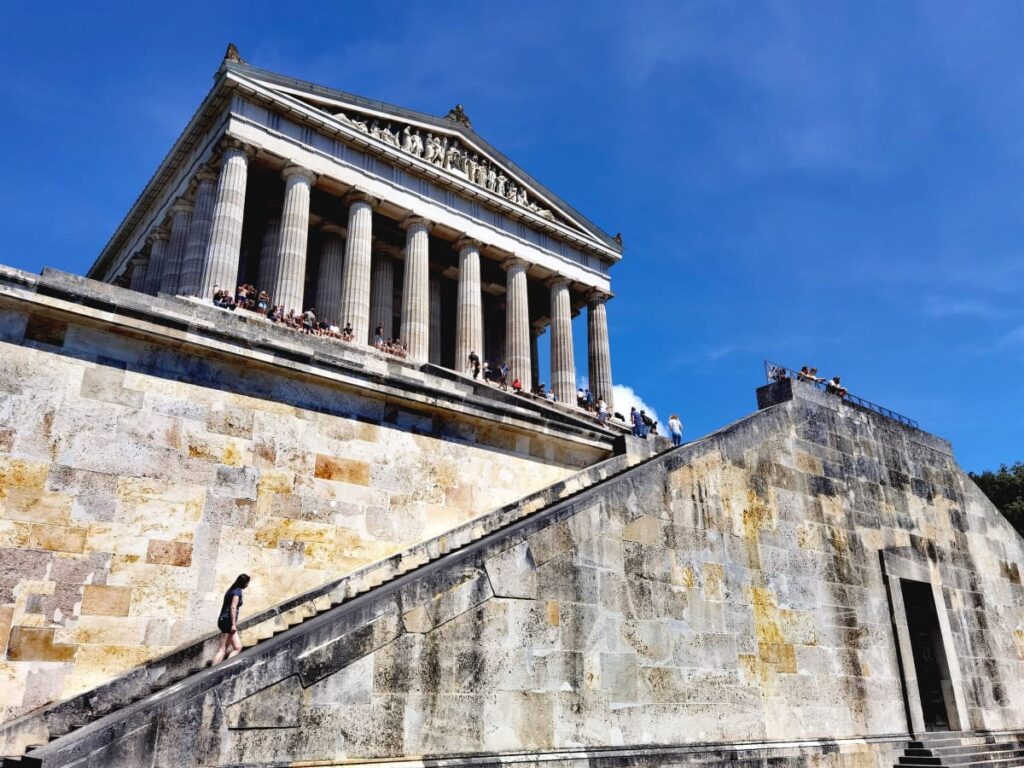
[0,275,610,720]
[12,380,1023,768]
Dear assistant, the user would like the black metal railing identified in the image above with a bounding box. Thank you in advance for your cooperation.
[764,361,919,430]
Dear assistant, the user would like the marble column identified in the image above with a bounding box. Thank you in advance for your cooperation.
[256,216,281,295]
[401,216,431,361]
[454,238,484,372]
[158,199,192,295]
[200,141,252,299]
[271,165,317,313]
[315,224,347,326]
[429,275,442,365]
[548,277,576,405]
[178,166,217,296]
[128,254,149,293]
[142,229,169,296]
[588,290,614,409]
[369,244,396,341]
[339,192,376,342]
[503,257,531,386]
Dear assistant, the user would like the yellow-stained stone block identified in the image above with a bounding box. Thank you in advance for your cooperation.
[313,455,370,485]
[0,605,14,655]
[622,515,664,546]
[81,585,132,616]
[186,433,250,467]
[545,600,560,626]
[702,563,724,601]
[0,519,33,548]
[29,524,88,553]
[4,489,72,525]
[0,457,50,492]
[6,627,77,662]
[795,452,824,475]
[671,564,696,588]
[64,615,148,646]
[129,585,191,619]
[257,469,295,495]
[145,539,193,567]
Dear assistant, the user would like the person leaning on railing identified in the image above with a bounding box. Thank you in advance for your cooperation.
[826,376,848,398]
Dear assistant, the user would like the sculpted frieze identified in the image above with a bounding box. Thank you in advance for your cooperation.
[332,109,557,222]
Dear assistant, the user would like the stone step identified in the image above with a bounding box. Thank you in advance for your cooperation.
[900,751,1024,768]
[908,743,1024,759]
[934,749,1024,766]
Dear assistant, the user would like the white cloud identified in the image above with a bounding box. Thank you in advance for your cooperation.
[578,376,661,426]
[611,384,661,428]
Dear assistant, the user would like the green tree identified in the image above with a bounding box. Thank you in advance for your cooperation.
[969,462,1024,536]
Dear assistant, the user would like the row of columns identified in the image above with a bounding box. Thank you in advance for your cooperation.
[126,138,615,409]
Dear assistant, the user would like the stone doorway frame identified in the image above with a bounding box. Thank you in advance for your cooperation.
[881,548,968,735]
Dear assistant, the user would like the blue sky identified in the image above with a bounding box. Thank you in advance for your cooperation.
[1,1,1021,471]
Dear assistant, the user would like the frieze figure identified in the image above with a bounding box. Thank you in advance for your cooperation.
[331,108,554,220]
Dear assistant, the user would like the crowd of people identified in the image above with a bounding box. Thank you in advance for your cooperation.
[768,364,849,398]
[208,289,686,441]
[209,284,413,358]
[796,364,848,397]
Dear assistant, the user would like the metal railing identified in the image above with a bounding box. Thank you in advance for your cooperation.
[764,361,919,430]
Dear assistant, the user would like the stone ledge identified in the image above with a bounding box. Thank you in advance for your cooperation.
[0,265,616,453]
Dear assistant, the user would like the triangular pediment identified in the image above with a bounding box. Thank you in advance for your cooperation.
[229,65,619,253]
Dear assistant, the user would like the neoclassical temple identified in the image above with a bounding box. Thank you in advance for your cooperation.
[88,44,622,407]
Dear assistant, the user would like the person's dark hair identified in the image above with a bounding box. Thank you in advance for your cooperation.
[230,573,250,590]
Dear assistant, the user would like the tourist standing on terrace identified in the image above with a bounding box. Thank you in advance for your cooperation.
[668,414,683,447]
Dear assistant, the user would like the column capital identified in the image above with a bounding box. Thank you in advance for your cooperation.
[545,274,571,290]
[147,228,170,245]
[321,223,348,238]
[586,288,613,304]
[282,164,318,184]
[195,164,219,184]
[129,253,150,268]
[372,241,402,258]
[343,189,379,208]
[170,198,194,216]
[216,137,256,161]
[502,256,529,272]
[401,215,433,232]
[453,236,483,253]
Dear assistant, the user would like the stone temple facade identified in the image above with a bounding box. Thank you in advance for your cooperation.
[1,45,1024,768]
[90,44,621,408]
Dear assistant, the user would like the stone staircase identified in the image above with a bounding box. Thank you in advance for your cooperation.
[896,733,1024,768]
[0,438,664,766]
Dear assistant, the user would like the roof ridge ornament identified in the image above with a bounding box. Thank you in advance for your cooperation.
[444,104,472,129]
[224,43,246,64]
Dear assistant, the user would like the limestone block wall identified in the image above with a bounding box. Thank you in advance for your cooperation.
[0,300,604,723]
[7,380,1024,767]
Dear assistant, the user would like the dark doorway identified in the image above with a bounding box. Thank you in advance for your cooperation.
[901,580,953,731]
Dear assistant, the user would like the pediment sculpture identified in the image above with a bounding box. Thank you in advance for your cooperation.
[332,109,557,222]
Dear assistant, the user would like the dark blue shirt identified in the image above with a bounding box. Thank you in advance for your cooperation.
[219,587,243,619]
